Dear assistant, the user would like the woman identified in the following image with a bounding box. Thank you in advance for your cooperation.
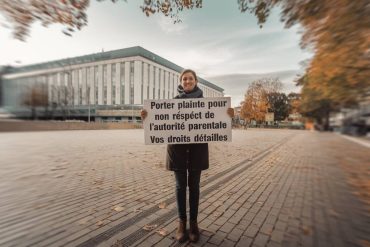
[141,69,234,243]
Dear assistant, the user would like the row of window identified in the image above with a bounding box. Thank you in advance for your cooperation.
[6,61,222,107]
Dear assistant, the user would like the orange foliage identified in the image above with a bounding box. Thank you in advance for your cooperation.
[241,78,282,123]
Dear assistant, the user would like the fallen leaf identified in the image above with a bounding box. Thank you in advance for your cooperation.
[328,209,339,218]
[199,227,216,235]
[54,174,64,178]
[155,228,168,236]
[133,208,143,213]
[96,221,104,227]
[143,224,158,231]
[78,219,88,225]
[158,202,167,209]
[113,206,124,212]
[93,179,103,185]
[213,212,223,217]
[301,226,311,235]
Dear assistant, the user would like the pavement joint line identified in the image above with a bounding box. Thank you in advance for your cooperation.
[113,135,296,247]
[73,135,295,247]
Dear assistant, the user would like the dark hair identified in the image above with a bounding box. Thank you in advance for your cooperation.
[179,69,198,82]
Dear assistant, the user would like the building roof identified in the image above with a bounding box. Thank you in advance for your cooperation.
[5,46,224,92]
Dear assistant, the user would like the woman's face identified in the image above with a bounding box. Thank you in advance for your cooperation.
[181,72,197,93]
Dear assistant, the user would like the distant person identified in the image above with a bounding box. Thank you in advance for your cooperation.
[141,69,234,243]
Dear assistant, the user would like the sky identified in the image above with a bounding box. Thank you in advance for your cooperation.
[0,0,311,106]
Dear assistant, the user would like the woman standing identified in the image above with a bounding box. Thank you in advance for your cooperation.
[141,69,234,243]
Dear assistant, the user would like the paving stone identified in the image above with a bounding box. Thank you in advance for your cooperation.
[244,225,259,238]
[253,233,269,247]
[208,232,227,245]
[226,228,244,242]
[236,236,253,247]
[219,222,235,234]
[220,239,236,247]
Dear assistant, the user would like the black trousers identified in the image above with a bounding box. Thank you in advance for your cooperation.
[174,170,202,221]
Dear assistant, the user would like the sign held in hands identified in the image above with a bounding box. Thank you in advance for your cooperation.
[143,97,232,145]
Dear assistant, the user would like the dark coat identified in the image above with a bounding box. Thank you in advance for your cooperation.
[166,143,209,171]
[165,85,209,171]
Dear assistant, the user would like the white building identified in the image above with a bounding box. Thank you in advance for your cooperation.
[1,46,224,121]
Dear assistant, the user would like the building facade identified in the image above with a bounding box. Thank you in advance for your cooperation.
[1,46,224,122]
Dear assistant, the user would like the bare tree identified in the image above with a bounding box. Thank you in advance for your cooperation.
[23,83,48,119]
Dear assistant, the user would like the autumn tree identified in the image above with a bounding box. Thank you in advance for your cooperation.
[294,0,369,115]
[241,82,267,123]
[287,92,300,114]
[241,78,282,124]
[295,74,333,129]
[0,0,90,41]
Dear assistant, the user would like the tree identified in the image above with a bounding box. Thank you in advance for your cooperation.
[0,0,89,41]
[240,77,282,123]
[296,75,334,129]
[296,0,370,108]
[267,92,289,121]
[287,92,301,114]
[23,83,48,119]
[241,82,267,123]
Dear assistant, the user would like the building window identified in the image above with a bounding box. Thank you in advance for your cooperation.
[54,74,60,105]
[74,70,79,105]
[94,66,99,105]
[152,66,155,99]
[86,68,90,105]
[103,65,107,105]
[141,62,144,104]
[120,62,125,104]
[163,71,166,99]
[130,61,134,104]
[158,69,162,99]
[172,74,175,98]
[167,72,170,99]
[112,64,116,105]
[147,64,150,99]
[79,69,83,105]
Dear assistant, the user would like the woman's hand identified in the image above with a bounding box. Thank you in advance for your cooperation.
[140,109,148,120]
[227,108,234,118]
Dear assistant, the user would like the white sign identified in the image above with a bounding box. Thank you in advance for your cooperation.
[143,97,232,145]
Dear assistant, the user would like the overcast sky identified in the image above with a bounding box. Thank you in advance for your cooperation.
[0,0,311,106]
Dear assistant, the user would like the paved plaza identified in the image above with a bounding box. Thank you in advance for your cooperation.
[0,129,369,247]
